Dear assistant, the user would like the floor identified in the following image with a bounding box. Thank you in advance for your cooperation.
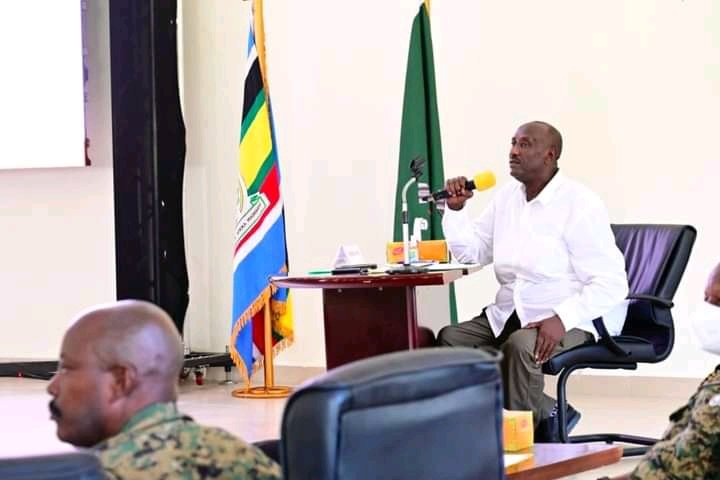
[0,366,694,479]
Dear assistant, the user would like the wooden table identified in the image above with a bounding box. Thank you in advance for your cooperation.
[272,269,477,369]
[505,443,623,479]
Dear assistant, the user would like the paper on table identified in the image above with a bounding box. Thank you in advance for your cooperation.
[503,453,533,467]
[424,263,482,272]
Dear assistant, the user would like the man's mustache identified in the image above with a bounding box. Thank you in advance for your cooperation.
[49,400,62,419]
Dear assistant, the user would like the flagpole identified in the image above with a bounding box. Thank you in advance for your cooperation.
[232,297,291,399]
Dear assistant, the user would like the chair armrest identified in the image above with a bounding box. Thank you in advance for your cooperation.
[592,318,631,357]
[626,293,673,308]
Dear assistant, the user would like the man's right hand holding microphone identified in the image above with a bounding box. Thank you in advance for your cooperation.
[444,176,475,211]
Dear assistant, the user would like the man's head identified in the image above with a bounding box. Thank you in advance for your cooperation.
[705,263,720,306]
[509,121,563,185]
[47,300,184,447]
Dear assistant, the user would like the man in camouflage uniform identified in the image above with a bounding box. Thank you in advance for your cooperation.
[606,264,720,480]
[47,300,281,479]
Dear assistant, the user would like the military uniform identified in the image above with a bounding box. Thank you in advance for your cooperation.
[631,366,720,479]
[94,402,282,479]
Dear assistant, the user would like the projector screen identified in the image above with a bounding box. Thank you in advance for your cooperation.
[0,2,86,169]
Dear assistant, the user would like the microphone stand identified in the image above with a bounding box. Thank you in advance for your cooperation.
[388,156,429,275]
[400,177,417,265]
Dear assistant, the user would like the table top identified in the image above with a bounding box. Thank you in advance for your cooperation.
[505,443,623,480]
[271,269,465,289]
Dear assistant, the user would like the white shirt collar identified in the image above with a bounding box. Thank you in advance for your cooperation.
[522,170,564,206]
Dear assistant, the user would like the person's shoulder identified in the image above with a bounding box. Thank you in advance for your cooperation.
[493,178,522,200]
[557,175,607,211]
[684,373,720,436]
[695,369,720,403]
[175,422,261,454]
[186,424,282,475]
[559,175,602,199]
[100,420,281,479]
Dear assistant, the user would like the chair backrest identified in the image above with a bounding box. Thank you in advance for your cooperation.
[0,452,104,479]
[611,224,696,354]
[280,348,504,480]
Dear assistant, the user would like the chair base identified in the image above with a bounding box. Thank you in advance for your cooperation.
[553,362,657,457]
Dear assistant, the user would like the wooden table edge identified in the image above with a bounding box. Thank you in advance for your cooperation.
[270,270,465,289]
[505,444,623,480]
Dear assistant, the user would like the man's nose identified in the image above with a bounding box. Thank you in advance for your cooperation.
[47,373,59,396]
[510,145,520,158]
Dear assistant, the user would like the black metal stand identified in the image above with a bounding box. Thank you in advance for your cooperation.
[554,362,656,457]
[109,0,231,376]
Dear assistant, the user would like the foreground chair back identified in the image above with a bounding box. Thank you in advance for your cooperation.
[0,452,103,479]
[280,347,504,480]
[543,224,696,456]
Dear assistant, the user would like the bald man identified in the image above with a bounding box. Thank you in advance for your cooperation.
[605,264,720,480]
[439,121,629,442]
[47,300,281,479]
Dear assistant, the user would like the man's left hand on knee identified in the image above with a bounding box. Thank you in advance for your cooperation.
[524,315,566,364]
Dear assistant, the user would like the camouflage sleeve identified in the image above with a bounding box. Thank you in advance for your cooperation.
[227,446,283,480]
[630,384,720,480]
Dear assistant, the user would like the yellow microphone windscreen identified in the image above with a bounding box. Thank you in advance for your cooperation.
[472,171,496,191]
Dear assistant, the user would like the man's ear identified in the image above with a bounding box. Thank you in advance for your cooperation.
[544,146,557,164]
[108,364,139,401]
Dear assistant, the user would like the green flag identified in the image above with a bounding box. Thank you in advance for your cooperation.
[393,0,457,324]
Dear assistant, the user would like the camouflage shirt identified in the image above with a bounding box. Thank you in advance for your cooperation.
[631,366,720,479]
[93,402,282,480]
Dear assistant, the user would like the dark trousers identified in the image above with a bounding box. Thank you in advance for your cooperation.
[438,311,592,427]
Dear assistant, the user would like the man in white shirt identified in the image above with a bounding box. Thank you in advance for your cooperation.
[439,121,629,442]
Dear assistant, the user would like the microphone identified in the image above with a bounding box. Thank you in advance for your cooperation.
[429,171,496,201]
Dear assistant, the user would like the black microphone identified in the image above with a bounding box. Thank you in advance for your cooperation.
[429,171,496,201]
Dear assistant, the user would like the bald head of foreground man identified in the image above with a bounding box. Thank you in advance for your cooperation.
[47,300,282,479]
[47,300,184,447]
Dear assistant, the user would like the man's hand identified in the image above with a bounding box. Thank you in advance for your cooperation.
[444,176,474,211]
[524,315,566,364]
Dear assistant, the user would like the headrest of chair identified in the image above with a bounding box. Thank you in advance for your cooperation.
[611,224,696,300]
[280,348,504,480]
[0,452,104,479]
[297,347,501,409]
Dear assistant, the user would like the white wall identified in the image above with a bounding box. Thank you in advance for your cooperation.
[0,0,115,358]
[432,0,720,378]
[181,0,719,377]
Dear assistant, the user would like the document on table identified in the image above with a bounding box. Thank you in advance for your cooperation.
[503,453,533,467]
[424,263,482,272]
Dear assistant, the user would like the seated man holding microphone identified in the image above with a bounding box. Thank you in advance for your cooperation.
[439,121,629,442]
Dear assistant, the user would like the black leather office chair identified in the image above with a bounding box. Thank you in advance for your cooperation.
[0,452,104,479]
[261,347,505,480]
[542,224,696,456]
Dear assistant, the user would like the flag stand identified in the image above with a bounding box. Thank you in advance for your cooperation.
[232,297,291,399]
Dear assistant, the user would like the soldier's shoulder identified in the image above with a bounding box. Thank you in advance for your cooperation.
[701,366,720,386]
[631,457,667,480]
[690,383,720,433]
[180,424,282,477]
[99,422,281,479]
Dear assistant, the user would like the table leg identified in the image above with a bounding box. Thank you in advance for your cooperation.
[322,286,419,369]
